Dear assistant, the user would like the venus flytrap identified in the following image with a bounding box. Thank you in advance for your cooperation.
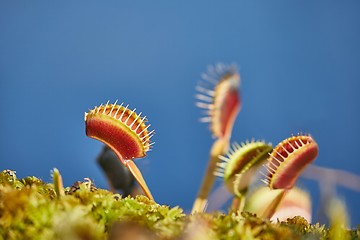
[263,135,318,189]
[85,101,155,200]
[260,134,318,219]
[82,67,352,228]
[195,63,240,139]
[192,64,241,213]
[244,186,312,223]
[270,187,312,223]
[215,140,272,211]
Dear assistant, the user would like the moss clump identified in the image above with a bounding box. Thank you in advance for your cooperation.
[0,170,358,240]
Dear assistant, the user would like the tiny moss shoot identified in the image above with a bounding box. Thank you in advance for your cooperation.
[52,168,65,198]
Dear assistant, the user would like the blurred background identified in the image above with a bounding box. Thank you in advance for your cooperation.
[1,1,359,226]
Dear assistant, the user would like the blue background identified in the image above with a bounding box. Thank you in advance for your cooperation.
[1,1,359,226]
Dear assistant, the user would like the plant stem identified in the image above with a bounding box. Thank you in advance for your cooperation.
[231,194,246,212]
[260,189,287,219]
[125,160,154,200]
[192,138,229,213]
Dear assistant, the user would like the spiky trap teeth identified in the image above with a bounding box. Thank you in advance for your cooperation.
[85,100,155,161]
[195,63,241,139]
[263,134,318,190]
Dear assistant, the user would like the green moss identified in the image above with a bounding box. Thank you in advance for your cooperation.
[0,170,358,240]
